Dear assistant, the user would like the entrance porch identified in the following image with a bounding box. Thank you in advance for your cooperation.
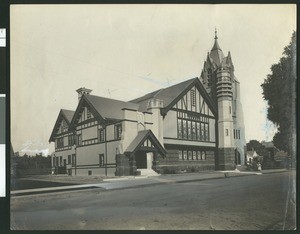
[115,130,166,176]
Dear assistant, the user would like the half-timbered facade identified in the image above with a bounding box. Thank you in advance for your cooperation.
[49,32,246,176]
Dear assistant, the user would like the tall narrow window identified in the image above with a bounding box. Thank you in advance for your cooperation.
[57,137,64,148]
[196,122,201,140]
[115,124,122,139]
[68,155,71,164]
[201,151,206,160]
[200,123,204,140]
[188,151,192,160]
[234,129,236,139]
[182,120,187,139]
[68,135,74,146]
[87,109,91,119]
[72,154,76,166]
[99,154,104,167]
[197,151,201,160]
[177,119,182,139]
[98,129,105,142]
[77,134,82,146]
[191,89,196,107]
[187,121,192,139]
[183,151,187,160]
[192,122,196,140]
[225,129,229,136]
[193,151,197,160]
[204,124,209,141]
[61,120,68,132]
[178,151,183,160]
[229,106,231,114]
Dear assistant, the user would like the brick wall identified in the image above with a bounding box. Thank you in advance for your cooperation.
[217,148,236,170]
[115,154,131,176]
[156,148,216,173]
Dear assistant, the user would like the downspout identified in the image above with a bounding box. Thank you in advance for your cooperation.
[215,112,219,171]
[73,130,77,176]
[105,123,107,176]
[75,145,77,176]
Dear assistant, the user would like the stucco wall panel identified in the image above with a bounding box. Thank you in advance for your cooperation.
[163,110,177,138]
[76,144,105,166]
[106,124,115,141]
[82,125,97,141]
[209,119,216,142]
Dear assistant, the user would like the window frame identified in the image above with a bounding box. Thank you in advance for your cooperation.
[99,154,104,167]
[98,128,105,142]
[115,123,122,140]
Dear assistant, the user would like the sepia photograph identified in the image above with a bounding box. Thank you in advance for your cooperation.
[10,4,296,230]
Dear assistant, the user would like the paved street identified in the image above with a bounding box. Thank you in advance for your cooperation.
[11,171,296,230]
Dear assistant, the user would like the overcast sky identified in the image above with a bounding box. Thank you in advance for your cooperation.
[10,4,296,155]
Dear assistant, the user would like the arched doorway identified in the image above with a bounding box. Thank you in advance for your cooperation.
[235,148,241,165]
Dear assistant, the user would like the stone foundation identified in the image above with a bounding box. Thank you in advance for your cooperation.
[217,148,236,170]
[115,154,130,176]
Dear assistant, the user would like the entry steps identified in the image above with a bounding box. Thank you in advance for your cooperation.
[137,169,160,177]
[236,165,248,172]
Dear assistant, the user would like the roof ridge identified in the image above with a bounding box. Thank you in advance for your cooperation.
[86,93,137,105]
[130,88,162,103]
[130,77,197,104]
[61,108,75,112]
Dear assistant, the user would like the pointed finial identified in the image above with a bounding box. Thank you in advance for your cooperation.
[214,28,218,40]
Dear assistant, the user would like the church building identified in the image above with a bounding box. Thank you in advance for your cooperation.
[49,31,246,176]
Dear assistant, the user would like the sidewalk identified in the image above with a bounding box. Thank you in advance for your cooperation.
[11,168,289,196]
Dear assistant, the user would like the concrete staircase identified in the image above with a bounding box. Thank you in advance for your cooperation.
[137,169,160,177]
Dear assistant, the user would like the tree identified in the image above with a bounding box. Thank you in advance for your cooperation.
[261,31,296,167]
[246,140,269,157]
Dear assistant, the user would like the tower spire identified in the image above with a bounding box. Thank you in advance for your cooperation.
[210,28,224,65]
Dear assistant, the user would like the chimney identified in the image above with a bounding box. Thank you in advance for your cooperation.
[76,87,92,102]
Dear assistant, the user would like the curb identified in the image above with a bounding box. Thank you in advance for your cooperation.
[11,170,289,197]
[11,186,106,197]
[102,176,149,182]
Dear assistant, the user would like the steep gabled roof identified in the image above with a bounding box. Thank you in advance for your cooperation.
[130,89,162,104]
[62,109,75,123]
[131,78,196,112]
[49,109,75,142]
[85,94,139,120]
[130,77,217,116]
[124,130,166,157]
[69,94,140,129]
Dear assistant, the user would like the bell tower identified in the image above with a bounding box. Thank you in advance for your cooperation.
[216,62,236,170]
[200,29,246,169]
